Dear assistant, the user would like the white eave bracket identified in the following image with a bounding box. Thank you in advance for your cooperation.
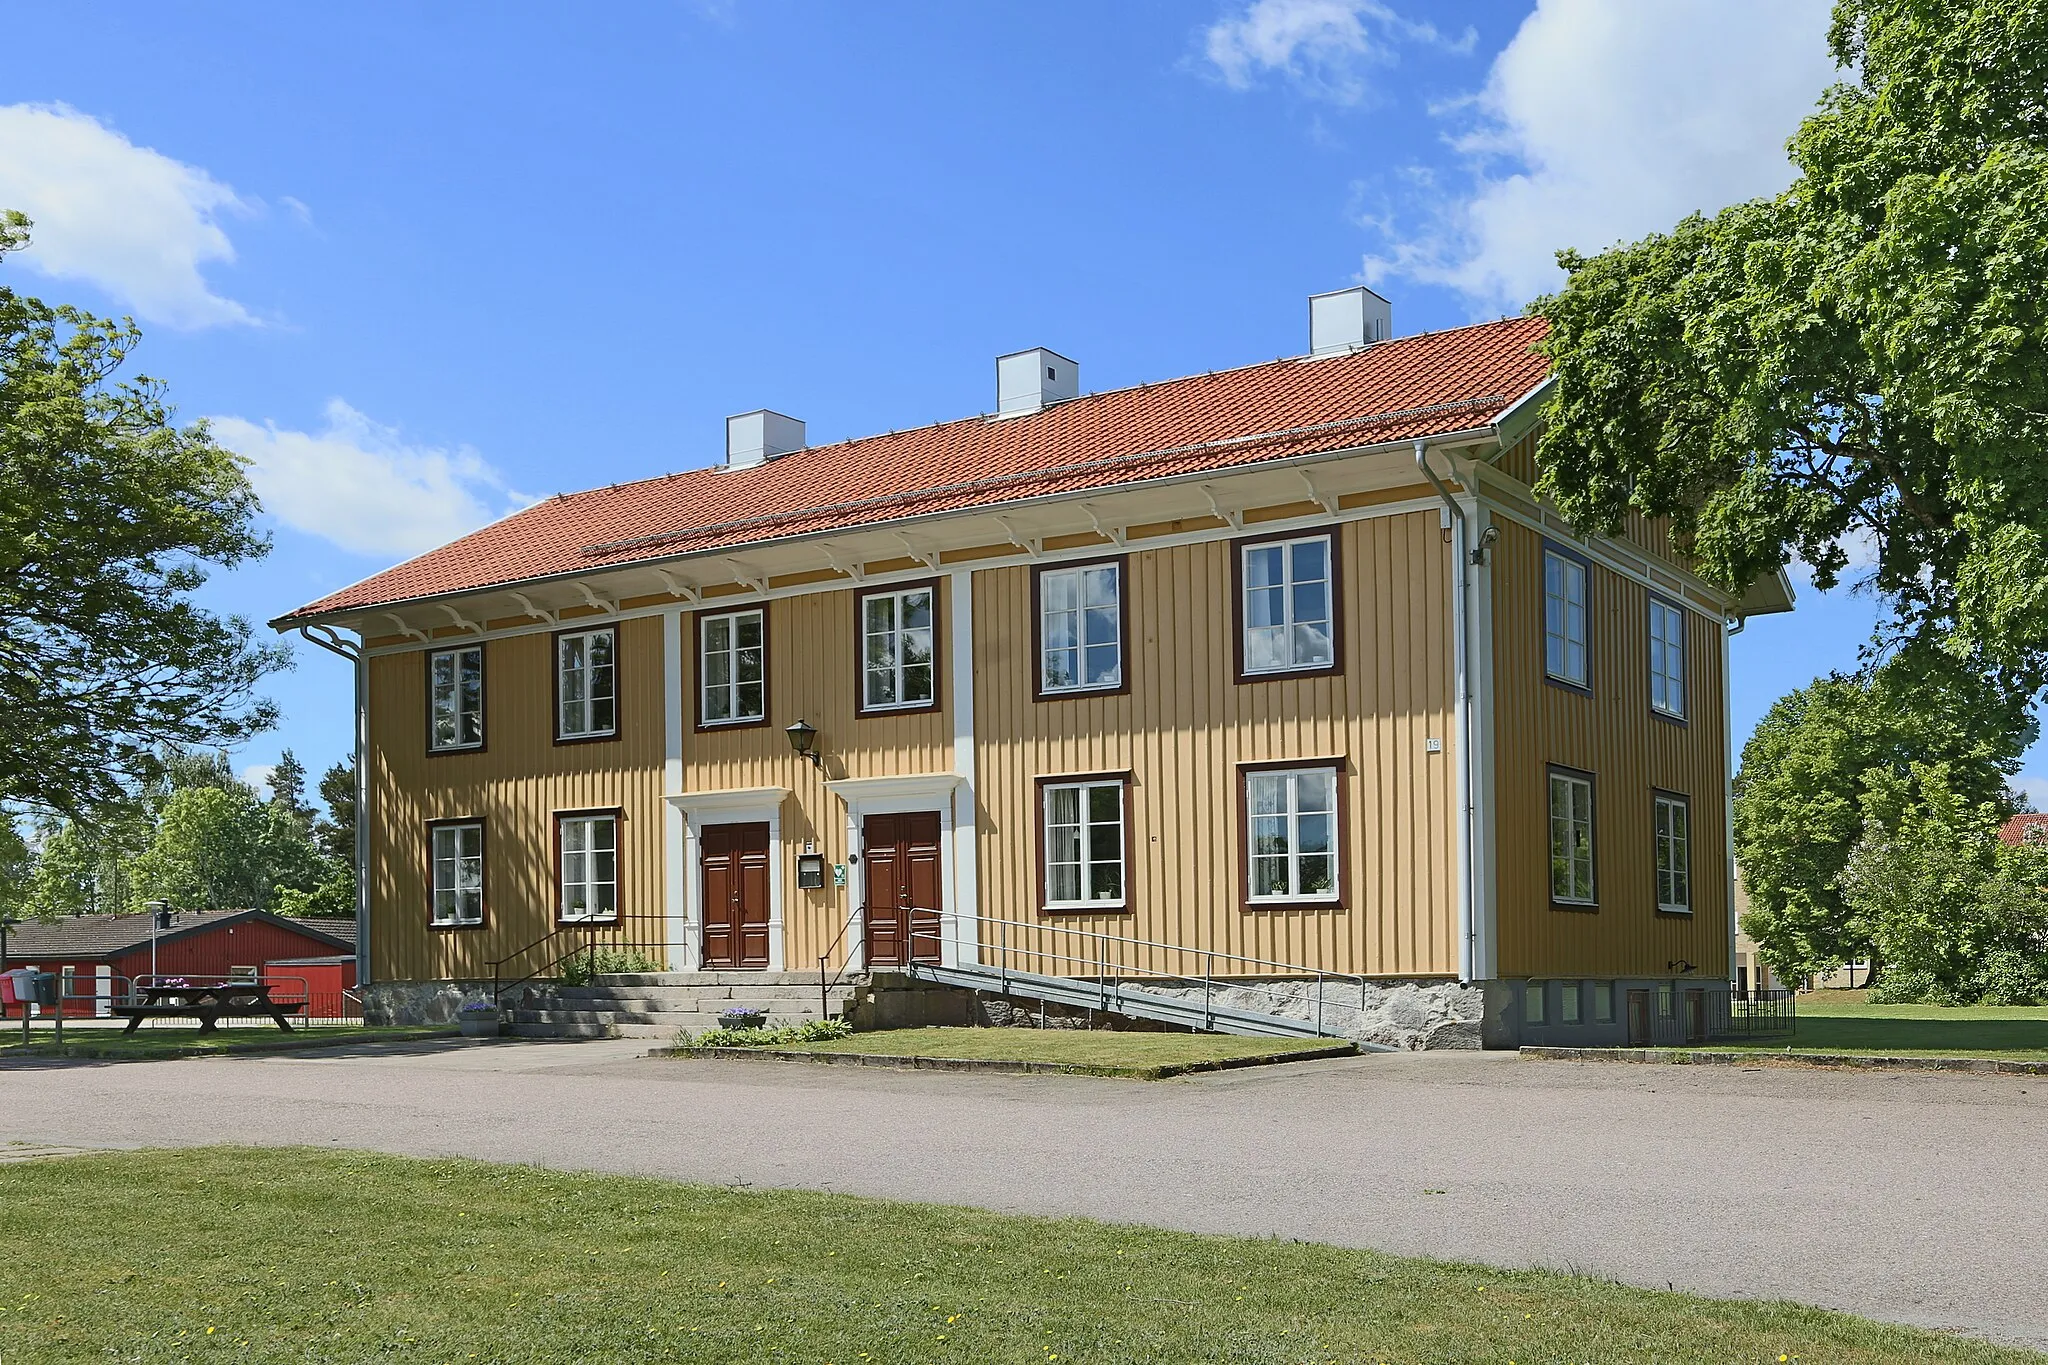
[380,612,430,644]
[993,515,1043,560]
[1201,483,1245,532]
[654,568,701,604]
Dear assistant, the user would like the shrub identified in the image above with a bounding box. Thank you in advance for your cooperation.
[1974,950,2048,1006]
[680,1018,853,1050]
[558,946,664,986]
[1867,969,1939,1005]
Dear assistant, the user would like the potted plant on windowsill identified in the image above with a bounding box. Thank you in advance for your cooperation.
[458,1000,502,1037]
[717,1007,768,1032]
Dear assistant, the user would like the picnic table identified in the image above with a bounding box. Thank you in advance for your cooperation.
[114,981,304,1036]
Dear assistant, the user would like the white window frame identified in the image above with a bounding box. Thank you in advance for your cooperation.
[1038,561,1123,695]
[1654,792,1692,913]
[1041,778,1127,910]
[1549,769,1596,905]
[428,645,484,753]
[1239,533,1337,676]
[429,822,483,926]
[558,812,619,923]
[1544,549,1589,687]
[699,608,766,726]
[1649,597,1686,718]
[556,628,618,740]
[860,584,937,712]
[1243,765,1341,905]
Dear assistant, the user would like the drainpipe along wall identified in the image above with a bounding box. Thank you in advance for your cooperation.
[1415,440,1478,984]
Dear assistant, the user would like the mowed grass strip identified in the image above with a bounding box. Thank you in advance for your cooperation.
[0,1025,451,1061]
[1718,995,2048,1062]
[0,1147,2035,1364]
[763,1026,1348,1075]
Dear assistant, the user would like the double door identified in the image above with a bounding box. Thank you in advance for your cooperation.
[700,821,771,970]
[862,811,942,967]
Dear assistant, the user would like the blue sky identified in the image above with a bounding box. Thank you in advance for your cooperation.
[5,0,2041,807]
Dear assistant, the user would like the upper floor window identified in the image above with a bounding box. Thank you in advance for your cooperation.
[1238,533,1338,680]
[1648,598,1686,719]
[700,608,767,727]
[429,821,484,927]
[1041,776,1128,911]
[1548,767,1595,906]
[1243,764,1340,905]
[556,628,617,741]
[1654,792,1692,913]
[860,584,937,713]
[1544,549,1588,688]
[1037,559,1124,696]
[557,810,618,923]
[428,645,484,753]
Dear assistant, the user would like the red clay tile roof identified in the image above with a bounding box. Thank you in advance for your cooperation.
[4,909,354,961]
[2000,813,2048,845]
[279,316,1549,623]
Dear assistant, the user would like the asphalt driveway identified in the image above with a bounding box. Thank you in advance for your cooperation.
[4,1039,2044,1350]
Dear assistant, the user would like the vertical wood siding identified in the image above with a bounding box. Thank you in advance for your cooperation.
[973,511,1459,979]
[1488,518,1731,978]
[367,618,667,981]
[682,583,953,971]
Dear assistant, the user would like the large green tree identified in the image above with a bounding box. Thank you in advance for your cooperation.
[1734,662,2034,981]
[0,211,287,824]
[1533,0,2048,690]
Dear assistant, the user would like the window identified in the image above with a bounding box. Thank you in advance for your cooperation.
[555,628,617,741]
[1244,765,1340,904]
[1548,768,1595,905]
[1560,981,1582,1024]
[1657,982,1674,1019]
[557,812,618,923]
[1655,792,1692,913]
[1040,777,1127,910]
[427,646,484,752]
[1523,984,1546,1025]
[1037,560,1124,696]
[1237,533,1338,678]
[1649,598,1686,718]
[429,822,483,927]
[859,584,937,712]
[1544,549,1588,687]
[699,608,766,727]
[1592,982,1615,1024]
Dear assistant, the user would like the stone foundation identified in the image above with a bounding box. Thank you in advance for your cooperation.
[361,979,498,1027]
[849,973,1483,1050]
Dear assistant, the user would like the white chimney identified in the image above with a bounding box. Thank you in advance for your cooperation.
[725,410,805,470]
[1308,286,1392,355]
[996,348,1079,416]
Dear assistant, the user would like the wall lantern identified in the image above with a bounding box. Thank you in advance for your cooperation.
[785,718,823,768]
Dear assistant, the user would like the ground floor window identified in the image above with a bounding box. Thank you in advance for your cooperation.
[1243,764,1340,905]
[1560,981,1581,1024]
[1040,776,1127,910]
[1592,982,1615,1024]
[430,821,484,927]
[1657,982,1675,1019]
[558,811,619,922]
[1523,983,1546,1025]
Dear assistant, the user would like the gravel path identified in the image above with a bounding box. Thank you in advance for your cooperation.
[4,1039,2044,1350]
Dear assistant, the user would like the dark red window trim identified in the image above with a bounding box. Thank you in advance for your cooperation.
[552,624,622,747]
[1235,757,1350,912]
[694,603,772,733]
[1229,528,1345,685]
[1030,556,1132,702]
[425,817,487,931]
[853,578,944,718]
[1033,769,1136,916]
[552,806,625,927]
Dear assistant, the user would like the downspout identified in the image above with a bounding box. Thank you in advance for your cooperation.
[298,626,370,988]
[1723,614,1745,988]
[1416,441,1477,984]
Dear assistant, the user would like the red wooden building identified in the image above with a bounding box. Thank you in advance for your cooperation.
[1,910,355,1017]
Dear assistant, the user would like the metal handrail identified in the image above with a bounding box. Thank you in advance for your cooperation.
[490,926,599,1008]
[815,897,870,1020]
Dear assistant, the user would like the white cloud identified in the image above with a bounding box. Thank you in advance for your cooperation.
[241,764,278,798]
[1361,0,1841,313]
[0,102,257,328]
[1202,0,1471,105]
[211,400,528,559]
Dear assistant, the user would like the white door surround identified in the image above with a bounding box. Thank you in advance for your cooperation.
[824,772,969,971]
[664,786,790,972]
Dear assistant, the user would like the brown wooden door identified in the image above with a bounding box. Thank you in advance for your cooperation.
[862,811,943,967]
[701,822,771,970]
[1626,989,1651,1045]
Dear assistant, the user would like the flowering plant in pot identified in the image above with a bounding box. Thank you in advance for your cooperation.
[717,1007,768,1032]
[458,999,501,1037]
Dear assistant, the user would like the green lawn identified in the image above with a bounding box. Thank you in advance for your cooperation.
[0,1147,2033,1364]
[1717,993,2048,1061]
[0,1024,452,1061]
[756,1025,1351,1077]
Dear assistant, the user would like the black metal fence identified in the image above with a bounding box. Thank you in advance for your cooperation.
[1625,983,1797,1046]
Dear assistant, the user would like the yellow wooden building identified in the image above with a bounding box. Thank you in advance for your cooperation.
[277,290,1793,1047]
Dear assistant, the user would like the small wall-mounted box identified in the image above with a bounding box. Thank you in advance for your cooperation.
[796,852,826,890]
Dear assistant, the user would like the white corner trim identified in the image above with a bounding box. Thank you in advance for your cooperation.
[949,567,980,968]
[661,610,689,970]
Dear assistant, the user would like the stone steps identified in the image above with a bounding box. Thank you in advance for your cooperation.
[505,972,862,1041]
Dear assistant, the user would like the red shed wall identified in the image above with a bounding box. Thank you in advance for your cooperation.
[110,922,348,985]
